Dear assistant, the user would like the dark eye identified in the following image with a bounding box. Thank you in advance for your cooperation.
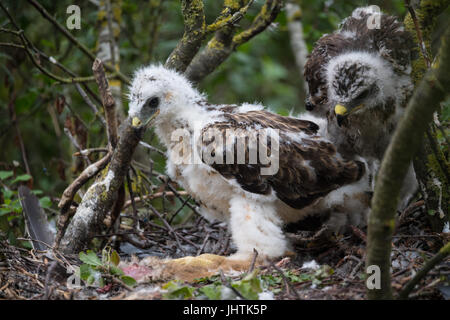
[144,97,159,110]
[356,88,371,101]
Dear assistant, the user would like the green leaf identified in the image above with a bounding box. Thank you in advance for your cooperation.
[0,208,11,216]
[0,171,13,180]
[2,189,14,200]
[39,196,52,209]
[79,250,102,267]
[109,265,124,276]
[198,284,222,300]
[110,249,120,266]
[121,275,137,287]
[87,274,95,285]
[231,271,262,300]
[162,280,195,299]
[11,174,32,184]
[79,264,93,281]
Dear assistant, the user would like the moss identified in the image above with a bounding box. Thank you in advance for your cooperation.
[207,37,225,50]
[224,0,241,10]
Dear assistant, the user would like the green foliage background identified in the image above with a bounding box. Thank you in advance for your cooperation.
[3,0,449,242]
[0,0,409,197]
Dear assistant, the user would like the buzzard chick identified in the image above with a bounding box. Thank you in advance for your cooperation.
[128,65,371,260]
[304,7,418,209]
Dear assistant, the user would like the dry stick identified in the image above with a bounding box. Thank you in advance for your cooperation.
[123,191,189,208]
[247,248,259,274]
[60,122,146,253]
[74,84,106,127]
[146,203,187,254]
[168,195,192,224]
[160,176,202,216]
[73,148,109,157]
[270,261,301,300]
[126,172,138,228]
[92,58,118,149]
[55,151,113,247]
[148,202,201,250]
[63,128,92,165]
[405,0,432,68]
[219,269,247,300]
[398,242,450,299]
[196,232,210,255]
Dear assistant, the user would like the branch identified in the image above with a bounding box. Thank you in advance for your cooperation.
[404,0,431,68]
[286,1,308,103]
[25,0,130,84]
[54,151,113,248]
[403,0,450,85]
[59,122,146,253]
[185,0,282,83]
[398,241,450,299]
[366,25,450,300]
[92,58,118,148]
[165,0,206,72]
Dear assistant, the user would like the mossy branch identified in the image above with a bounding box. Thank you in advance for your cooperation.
[404,0,450,232]
[366,25,450,300]
[185,0,283,83]
[165,0,206,72]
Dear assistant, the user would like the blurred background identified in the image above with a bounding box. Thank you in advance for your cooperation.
[0,0,448,245]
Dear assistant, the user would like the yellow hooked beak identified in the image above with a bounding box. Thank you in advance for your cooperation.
[132,117,142,127]
[132,109,160,128]
[334,104,348,116]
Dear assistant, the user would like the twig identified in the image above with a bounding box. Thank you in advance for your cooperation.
[405,0,432,68]
[165,0,206,72]
[73,148,109,157]
[159,176,202,216]
[168,195,192,224]
[398,242,450,299]
[26,0,130,84]
[55,151,113,247]
[123,191,189,208]
[63,128,92,165]
[126,172,138,228]
[92,58,118,148]
[206,0,255,33]
[270,261,300,299]
[196,232,210,255]
[138,141,166,156]
[219,269,247,300]
[247,248,259,274]
[146,203,187,254]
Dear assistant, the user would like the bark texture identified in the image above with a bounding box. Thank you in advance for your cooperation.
[366,25,450,300]
[404,0,450,232]
[60,122,145,253]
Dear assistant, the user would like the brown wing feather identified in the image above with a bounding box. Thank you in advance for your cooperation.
[200,111,365,210]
